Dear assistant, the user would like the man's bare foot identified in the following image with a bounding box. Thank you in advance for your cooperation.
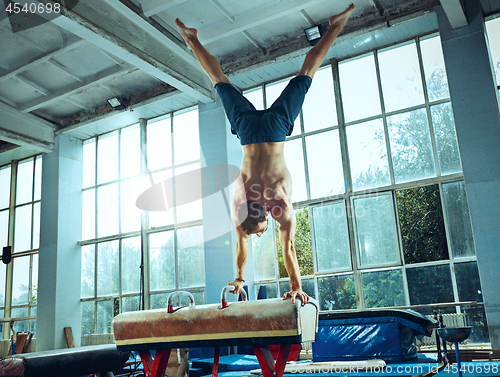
[175,18,198,44]
[329,3,355,27]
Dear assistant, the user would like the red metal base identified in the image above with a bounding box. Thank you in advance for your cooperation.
[253,344,291,377]
[138,344,292,377]
[139,349,171,377]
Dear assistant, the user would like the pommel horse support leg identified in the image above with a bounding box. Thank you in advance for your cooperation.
[112,287,319,377]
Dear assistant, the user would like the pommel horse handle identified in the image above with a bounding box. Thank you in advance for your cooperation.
[220,285,247,309]
[167,291,195,313]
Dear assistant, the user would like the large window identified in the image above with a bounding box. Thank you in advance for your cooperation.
[80,107,205,335]
[247,34,487,343]
[486,16,500,100]
[0,156,41,339]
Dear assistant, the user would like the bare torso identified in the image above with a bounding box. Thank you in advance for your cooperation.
[232,142,293,222]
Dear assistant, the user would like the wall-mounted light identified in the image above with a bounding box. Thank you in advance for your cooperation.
[107,97,123,108]
[305,25,323,46]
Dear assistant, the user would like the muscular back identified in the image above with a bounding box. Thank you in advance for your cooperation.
[232,142,293,225]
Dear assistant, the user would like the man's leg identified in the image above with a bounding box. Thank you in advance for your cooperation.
[175,19,230,86]
[298,3,355,78]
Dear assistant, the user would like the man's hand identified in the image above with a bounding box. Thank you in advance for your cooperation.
[227,279,245,294]
[283,289,310,306]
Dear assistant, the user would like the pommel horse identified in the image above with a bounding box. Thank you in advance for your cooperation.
[113,286,319,377]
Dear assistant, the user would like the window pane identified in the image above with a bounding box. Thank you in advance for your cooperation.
[0,210,8,253]
[252,221,276,281]
[83,139,96,188]
[347,119,390,191]
[378,42,425,112]
[277,209,313,278]
[486,18,500,86]
[12,307,28,332]
[30,307,37,335]
[81,300,95,335]
[406,264,454,305]
[81,245,95,298]
[120,125,141,179]
[149,231,175,291]
[12,256,30,305]
[302,67,337,133]
[431,103,462,175]
[97,183,119,238]
[173,109,200,165]
[177,226,205,288]
[122,236,141,294]
[396,185,448,264]
[255,282,278,299]
[442,181,475,258]
[362,269,405,308]
[339,54,381,122]
[14,204,32,252]
[32,202,40,250]
[455,261,481,302]
[97,240,119,296]
[312,202,350,272]
[148,169,174,228]
[175,163,202,223]
[318,274,356,310]
[306,130,344,198]
[147,117,172,171]
[265,78,301,138]
[34,156,42,201]
[387,109,435,183]
[82,189,95,240]
[279,278,316,299]
[420,35,450,101]
[31,254,38,303]
[0,263,6,307]
[283,139,307,202]
[150,292,168,310]
[353,195,399,267]
[97,300,112,334]
[97,131,119,184]
[120,177,143,233]
[122,296,140,313]
[244,87,264,110]
[0,165,11,209]
[16,159,33,205]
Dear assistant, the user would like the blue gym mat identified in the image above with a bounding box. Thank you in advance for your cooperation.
[192,354,261,371]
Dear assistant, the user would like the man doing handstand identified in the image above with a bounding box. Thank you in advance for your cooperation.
[176,3,355,305]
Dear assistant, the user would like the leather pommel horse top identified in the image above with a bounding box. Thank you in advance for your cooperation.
[113,297,319,351]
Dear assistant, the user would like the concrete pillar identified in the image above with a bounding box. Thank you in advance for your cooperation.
[198,97,255,304]
[37,134,83,351]
[437,0,500,348]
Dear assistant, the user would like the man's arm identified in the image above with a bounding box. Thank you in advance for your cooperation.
[227,224,249,294]
[278,219,309,305]
[272,197,310,306]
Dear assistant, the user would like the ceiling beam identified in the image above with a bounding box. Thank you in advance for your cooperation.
[197,0,328,45]
[38,0,213,103]
[19,64,135,113]
[16,75,51,96]
[0,38,85,83]
[222,2,440,78]
[0,102,55,153]
[48,59,85,82]
[141,0,188,17]
[439,0,468,29]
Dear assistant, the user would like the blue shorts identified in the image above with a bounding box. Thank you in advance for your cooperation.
[215,75,312,145]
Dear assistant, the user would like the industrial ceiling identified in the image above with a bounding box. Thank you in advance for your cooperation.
[1,0,499,166]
